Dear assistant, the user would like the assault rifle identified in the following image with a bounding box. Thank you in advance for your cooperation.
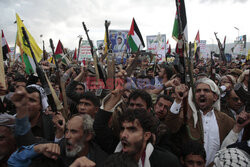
[42,40,47,61]
[49,39,68,120]
[210,51,216,81]
[82,22,106,95]
[77,36,82,61]
[214,32,227,63]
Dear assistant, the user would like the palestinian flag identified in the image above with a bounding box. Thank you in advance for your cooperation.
[22,52,36,74]
[128,18,145,52]
[52,40,70,65]
[172,0,188,42]
[194,30,200,53]
[1,30,11,60]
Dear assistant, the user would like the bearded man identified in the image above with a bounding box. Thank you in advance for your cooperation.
[8,114,107,167]
[8,87,107,167]
[114,108,181,167]
[165,78,239,166]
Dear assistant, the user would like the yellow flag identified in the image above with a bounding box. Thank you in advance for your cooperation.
[16,13,42,62]
[104,31,108,54]
[194,40,197,53]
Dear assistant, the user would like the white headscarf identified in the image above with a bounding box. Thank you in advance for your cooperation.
[237,69,249,83]
[27,84,49,112]
[188,77,220,128]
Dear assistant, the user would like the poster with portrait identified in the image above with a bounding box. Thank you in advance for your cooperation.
[96,40,104,55]
[109,30,129,64]
[146,34,166,62]
[96,40,104,50]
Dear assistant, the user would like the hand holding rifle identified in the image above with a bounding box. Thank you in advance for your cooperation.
[174,84,189,104]
[233,111,250,133]
[52,112,65,139]
[103,83,124,111]
[164,78,181,88]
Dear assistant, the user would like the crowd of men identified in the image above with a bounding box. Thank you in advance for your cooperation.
[0,52,249,167]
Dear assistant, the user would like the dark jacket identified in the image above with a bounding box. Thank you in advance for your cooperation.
[30,139,108,167]
[93,109,119,154]
[66,80,83,115]
[16,113,55,147]
[149,146,181,167]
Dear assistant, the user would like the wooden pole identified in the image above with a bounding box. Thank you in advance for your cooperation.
[0,36,6,89]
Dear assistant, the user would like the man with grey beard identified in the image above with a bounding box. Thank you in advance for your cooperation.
[8,114,107,167]
[57,114,108,166]
[8,86,107,167]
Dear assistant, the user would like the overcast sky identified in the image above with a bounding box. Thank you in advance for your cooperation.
[1,0,249,51]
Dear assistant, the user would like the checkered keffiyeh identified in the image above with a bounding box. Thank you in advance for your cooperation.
[213,148,250,167]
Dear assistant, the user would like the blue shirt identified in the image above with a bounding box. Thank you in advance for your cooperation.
[8,144,38,167]
[15,116,31,136]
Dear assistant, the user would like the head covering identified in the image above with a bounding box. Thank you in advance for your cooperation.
[213,148,250,167]
[221,75,236,86]
[229,68,243,77]
[26,84,49,112]
[237,69,250,83]
[0,113,15,128]
[188,77,220,128]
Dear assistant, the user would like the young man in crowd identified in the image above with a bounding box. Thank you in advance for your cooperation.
[115,108,181,166]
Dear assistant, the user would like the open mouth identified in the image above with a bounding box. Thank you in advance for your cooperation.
[121,140,129,147]
[66,141,73,150]
[199,97,206,103]
[121,140,130,151]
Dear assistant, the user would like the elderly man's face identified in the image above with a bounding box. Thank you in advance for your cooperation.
[65,116,87,157]
[0,126,16,158]
[195,83,217,112]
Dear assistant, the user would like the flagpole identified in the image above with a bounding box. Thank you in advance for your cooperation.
[0,35,6,90]
[175,0,183,39]
[175,0,188,84]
